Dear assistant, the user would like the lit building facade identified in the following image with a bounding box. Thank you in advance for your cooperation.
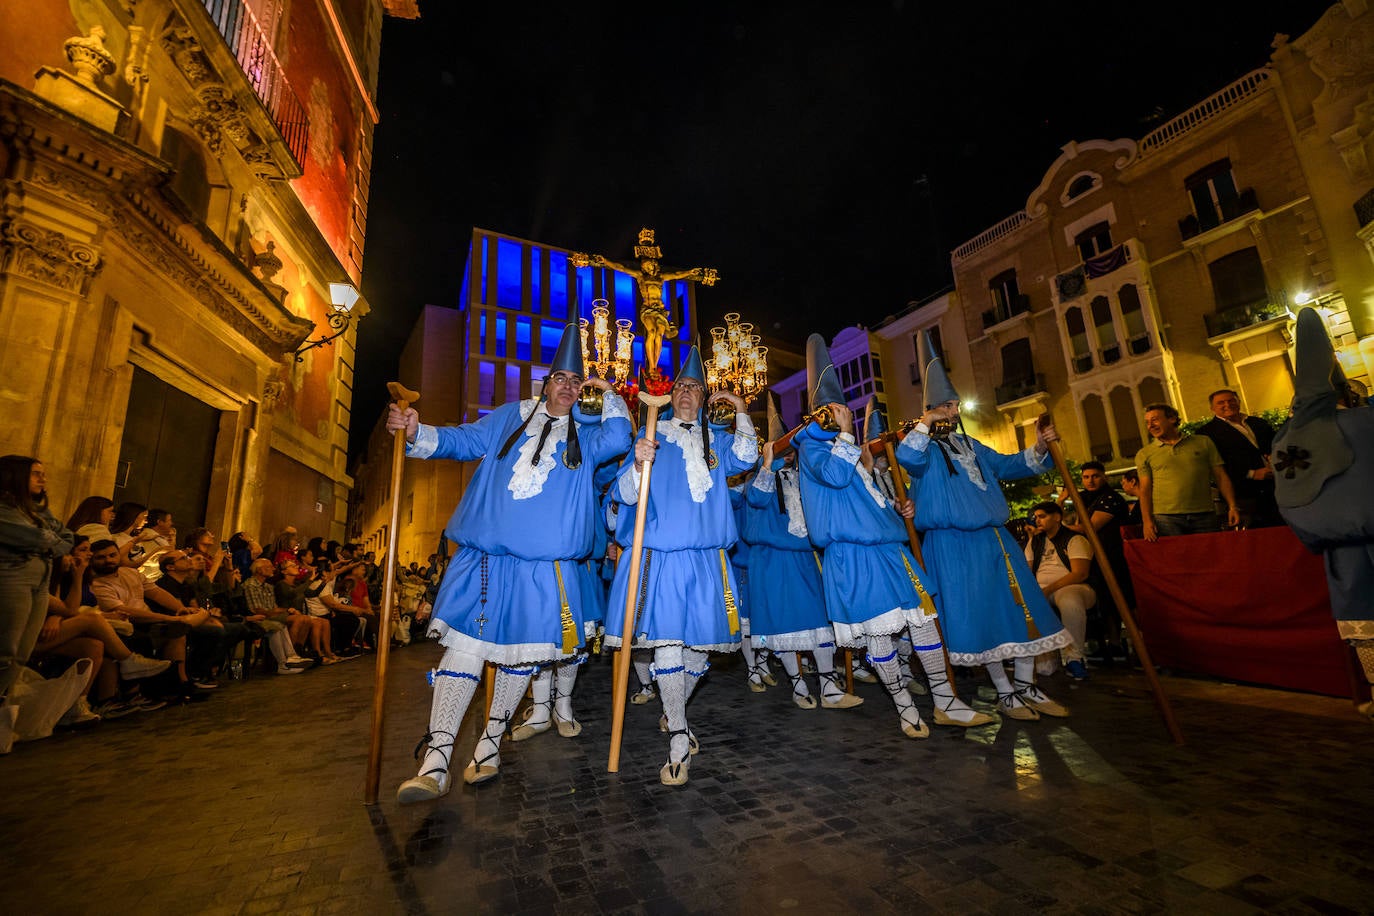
[947,3,1374,465]
[0,0,413,540]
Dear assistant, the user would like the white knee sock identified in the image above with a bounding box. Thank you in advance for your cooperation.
[633,650,654,690]
[779,650,810,700]
[524,665,553,727]
[554,655,582,721]
[740,642,760,684]
[655,646,690,762]
[474,664,535,770]
[895,631,914,690]
[868,634,921,730]
[813,643,844,701]
[910,622,980,722]
[684,647,709,701]
[417,648,481,780]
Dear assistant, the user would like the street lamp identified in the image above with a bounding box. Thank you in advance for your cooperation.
[293,281,369,361]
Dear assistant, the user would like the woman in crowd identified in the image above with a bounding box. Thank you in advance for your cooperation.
[109,502,149,567]
[0,455,74,697]
[67,496,141,566]
[275,558,340,664]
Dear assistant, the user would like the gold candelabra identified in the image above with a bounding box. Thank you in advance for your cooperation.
[579,299,635,384]
[706,312,768,402]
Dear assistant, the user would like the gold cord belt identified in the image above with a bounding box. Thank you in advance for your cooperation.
[993,529,1041,639]
[553,560,577,654]
[719,549,740,636]
[900,551,938,619]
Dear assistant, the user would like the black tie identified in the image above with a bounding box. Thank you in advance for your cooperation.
[530,416,556,466]
[679,422,693,431]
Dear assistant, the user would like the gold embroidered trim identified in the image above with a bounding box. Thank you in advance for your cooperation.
[554,560,577,654]
[719,548,740,636]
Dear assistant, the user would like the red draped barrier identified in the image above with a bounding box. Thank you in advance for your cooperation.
[1124,526,1351,697]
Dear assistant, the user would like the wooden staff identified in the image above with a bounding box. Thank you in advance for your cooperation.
[1045,436,1185,746]
[364,381,420,805]
[882,439,960,694]
[607,389,673,772]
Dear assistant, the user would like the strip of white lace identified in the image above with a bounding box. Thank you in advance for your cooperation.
[732,413,759,462]
[947,435,988,491]
[658,419,712,503]
[834,437,890,508]
[507,402,567,500]
[407,424,439,460]
[778,469,808,538]
[600,390,630,423]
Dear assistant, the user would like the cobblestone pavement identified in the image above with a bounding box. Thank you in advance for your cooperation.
[2,642,1371,916]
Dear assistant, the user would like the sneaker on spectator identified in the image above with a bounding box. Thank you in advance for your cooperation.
[130,694,168,712]
[1065,660,1090,681]
[283,656,313,669]
[60,696,102,727]
[276,663,305,675]
[118,653,172,680]
[93,698,137,719]
[191,676,220,690]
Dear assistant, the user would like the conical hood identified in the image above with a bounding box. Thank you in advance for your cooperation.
[765,389,786,441]
[1272,307,1353,508]
[805,333,844,412]
[918,329,959,409]
[862,396,886,443]
[677,345,706,386]
[550,321,584,377]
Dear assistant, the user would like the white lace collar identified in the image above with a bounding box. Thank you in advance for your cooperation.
[658,418,712,503]
[507,401,568,500]
[944,435,987,490]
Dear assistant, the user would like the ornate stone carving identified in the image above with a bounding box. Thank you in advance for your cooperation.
[28,165,115,217]
[124,26,150,95]
[262,370,286,409]
[160,25,211,84]
[0,218,103,293]
[254,240,282,283]
[242,143,286,180]
[64,26,116,88]
[187,85,249,157]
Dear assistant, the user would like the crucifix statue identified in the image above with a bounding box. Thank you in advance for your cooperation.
[570,228,719,380]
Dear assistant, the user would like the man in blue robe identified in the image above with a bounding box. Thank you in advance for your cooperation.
[742,391,860,709]
[796,334,993,737]
[604,346,757,786]
[895,331,1072,721]
[388,324,632,804]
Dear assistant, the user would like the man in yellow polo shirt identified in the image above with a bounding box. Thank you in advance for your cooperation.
[1134,403,1240,540]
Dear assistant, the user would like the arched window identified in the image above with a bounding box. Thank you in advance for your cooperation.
[1092,296,1120,364]
[1082,395,1112,462]
[1110,386,1140,457]
[1067,174,1096,200]
[1119,284,1150,355]
[1065,307,1092,373]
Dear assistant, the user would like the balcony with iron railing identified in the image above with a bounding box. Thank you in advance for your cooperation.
[1179,188,1260,242]
[995,373,1047,406]
[200,0,309,167]
[981,293,1031,331]
[1203,297,1291,338]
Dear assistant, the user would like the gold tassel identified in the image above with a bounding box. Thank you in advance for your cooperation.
[719,549,740,636]
[994,529,1041,640]
[553,561,577,654]
[900,552,939,620]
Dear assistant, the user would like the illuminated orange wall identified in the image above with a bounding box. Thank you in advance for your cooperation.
[0,5,80,87]
[285,0,358,268]
[284,282,336,434]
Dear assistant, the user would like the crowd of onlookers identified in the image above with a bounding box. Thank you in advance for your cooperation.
[1,452,446,742]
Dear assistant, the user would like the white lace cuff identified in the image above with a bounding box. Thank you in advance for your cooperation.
[601,390,630,423]
[618,463,641,504]
[830,436,861,464]
[732,414,758,462]
[752,466,777,492]
[406,424,438,460]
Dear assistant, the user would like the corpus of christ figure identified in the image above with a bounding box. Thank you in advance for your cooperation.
[570,228,719,380]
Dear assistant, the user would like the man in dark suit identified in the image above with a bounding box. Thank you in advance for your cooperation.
[1198,389,1280,528]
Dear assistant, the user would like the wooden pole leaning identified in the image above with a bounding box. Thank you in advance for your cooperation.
[607,390,673,773]
[882,439,960,695]
[364,381,420,805]
[1046,437,1185,747]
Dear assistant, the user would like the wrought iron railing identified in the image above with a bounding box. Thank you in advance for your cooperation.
[1203,299,1291,338]
[200,0,309,167]
[995,373,1046,405]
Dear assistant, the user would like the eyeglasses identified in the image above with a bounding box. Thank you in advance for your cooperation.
[546,373,582,388]
[675,381,704,393]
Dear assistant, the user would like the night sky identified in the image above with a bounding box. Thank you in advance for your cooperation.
[351,0,1332,461]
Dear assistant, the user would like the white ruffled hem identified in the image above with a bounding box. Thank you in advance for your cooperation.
[948,629,1074,666]
[428,619,582,665]
[831,605,938,648]
[750,626,836,651]
[602,635,741,652]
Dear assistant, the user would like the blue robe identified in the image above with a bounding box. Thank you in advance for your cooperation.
[896,429,1072,665]
[742,463,833,649]
[406,394,632,663]
[796,428,938,646]
[604,415,759,650]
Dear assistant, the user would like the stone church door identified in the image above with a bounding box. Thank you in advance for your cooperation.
[113,365,219,531]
